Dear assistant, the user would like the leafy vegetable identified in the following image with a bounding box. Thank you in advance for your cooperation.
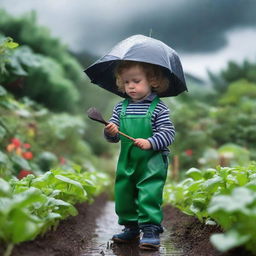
[164,163,256,253]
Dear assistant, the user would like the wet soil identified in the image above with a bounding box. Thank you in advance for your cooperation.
[0,195,252,256]
[80,201,183,256]
[162,205,252,256]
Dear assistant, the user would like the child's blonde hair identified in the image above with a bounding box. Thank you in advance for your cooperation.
[114,61,169,94]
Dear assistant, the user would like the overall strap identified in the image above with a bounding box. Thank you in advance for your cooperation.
[120,97,160,117]
[120,99,129,117]
[147,96,160,116]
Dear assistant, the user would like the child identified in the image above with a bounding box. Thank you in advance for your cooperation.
[104,60,175,250]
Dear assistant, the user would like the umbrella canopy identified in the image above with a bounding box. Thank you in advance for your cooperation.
[84,34,187,97]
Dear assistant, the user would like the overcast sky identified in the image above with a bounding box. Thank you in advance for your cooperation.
[1,0,256,80]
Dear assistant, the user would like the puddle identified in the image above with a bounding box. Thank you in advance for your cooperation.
[81,201,183,256]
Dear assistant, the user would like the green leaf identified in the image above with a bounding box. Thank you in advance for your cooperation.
[8,209,43,243]
[0,197,13,215]
[203,168,216,179]
[208,187,255,214]
[205,219,217,225]
[0,178,11,196]
[0,125,6,139]
[15,109,32,118]
[10,155,31,170]
[46,197,78,217]
[31,171,55,188]
[80,178,96,195]
[189,204,200,215]
[0,85,7,96]
[11,187,46,210]
[202,176,223,193]
[54,175,87,197]
[249,173,256,180]
[186,168,203,180]
[210,230,250,252]
[187,180,202,192]
[0,187,45,243]
[0,151,8,164]
[6,41,19,49]
[49,189,62,197]
[55,175,84,189]
[246,179,256,192]
[45,212,62,221]
[192,197,207,209]
[236,172,248,186]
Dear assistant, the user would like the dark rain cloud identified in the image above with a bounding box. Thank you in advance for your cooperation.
[117,0,256,53]
[1,0,256,55]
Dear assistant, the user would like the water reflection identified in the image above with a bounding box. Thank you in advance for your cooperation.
[81,201,183,256]
[109,233,183,256]
[111,242,172,256]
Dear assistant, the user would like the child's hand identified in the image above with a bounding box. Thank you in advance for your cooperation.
[134,138,152,150]
[105,122,119,136]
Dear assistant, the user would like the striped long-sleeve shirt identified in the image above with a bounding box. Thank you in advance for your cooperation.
[104,93,175,154]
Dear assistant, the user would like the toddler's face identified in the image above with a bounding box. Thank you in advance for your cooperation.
[120,66,151,101]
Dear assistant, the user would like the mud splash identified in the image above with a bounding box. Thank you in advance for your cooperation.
[81,201,183,256]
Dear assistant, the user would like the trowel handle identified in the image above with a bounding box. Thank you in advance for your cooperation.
[117,130,136,142]
[105,122,135,142]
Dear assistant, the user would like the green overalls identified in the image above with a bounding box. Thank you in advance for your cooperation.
[114,96,168,226]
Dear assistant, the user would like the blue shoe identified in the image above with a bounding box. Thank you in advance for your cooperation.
[112,225,140,243]
[139,224,163,250]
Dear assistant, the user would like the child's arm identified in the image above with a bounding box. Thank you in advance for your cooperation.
[134,138,152,150]
[104,103,121,143]
[134,103,175,151]
[147,104,175,151]
[105,122,119,136]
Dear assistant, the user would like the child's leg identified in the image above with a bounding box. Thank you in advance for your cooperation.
[136,154,168,250]
[113,169,140,243]
[134,154,168,250]
[115,169,138,225]
[137,154,168,224]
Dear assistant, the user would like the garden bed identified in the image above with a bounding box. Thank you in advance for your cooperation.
[0,194,108,256]
[0,197,253,256]
[163,205,253,256]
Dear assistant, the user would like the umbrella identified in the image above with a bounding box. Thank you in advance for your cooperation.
[84,34,187,97]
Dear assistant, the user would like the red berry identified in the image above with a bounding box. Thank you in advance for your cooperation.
[23,143,31,149]
[185,149,193,156]
[11,138,21,147]
[60,157,66,165]
[22,151,33,160]
[18,170,33,179]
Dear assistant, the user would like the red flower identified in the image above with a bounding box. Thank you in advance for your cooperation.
[23,143,31,149]
[11,138,21,147]
[18,170,33,179]
[59,157,66,165]
[185,149,193,156]
[22,151,33,160]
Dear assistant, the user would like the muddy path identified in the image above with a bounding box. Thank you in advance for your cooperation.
[0,194,252,256]
[80,201,183,256]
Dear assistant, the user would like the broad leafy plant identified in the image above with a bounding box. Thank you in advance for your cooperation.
[164,163,256,253]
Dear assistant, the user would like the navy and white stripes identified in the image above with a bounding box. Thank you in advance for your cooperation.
[105,94,175,153]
